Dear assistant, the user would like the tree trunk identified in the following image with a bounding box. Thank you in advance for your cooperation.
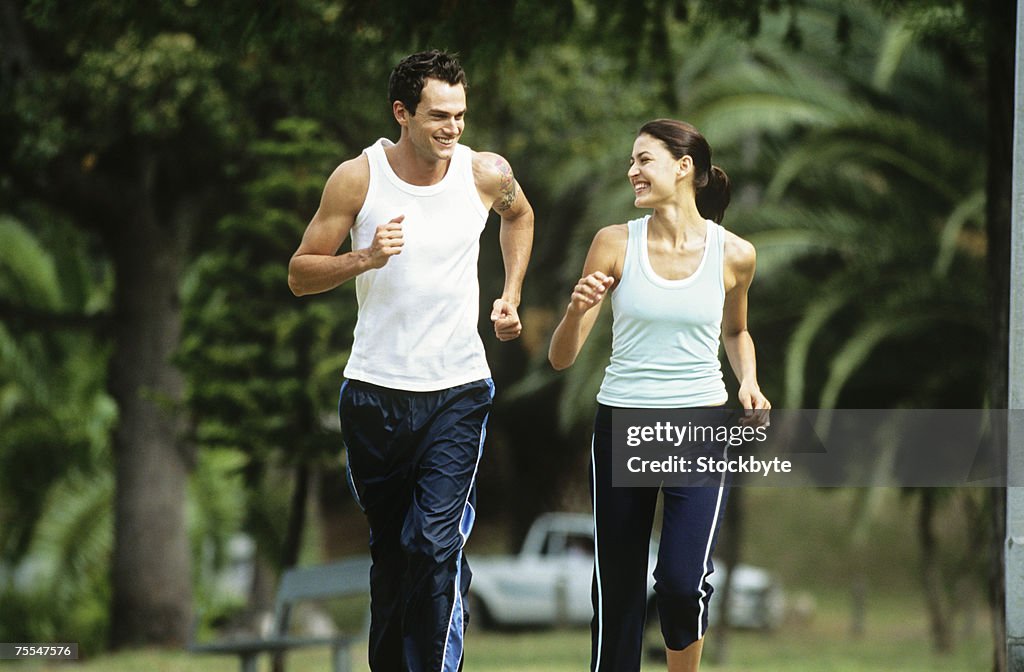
[847,487,883,639]
[984,0,1014,668]
[991,487,1007,672]
[272,464,309,672]
[919,490,954,654]
[708,486,743,665]
[849,572,867,639]
[108,162,194,648]
[279,319,315,570]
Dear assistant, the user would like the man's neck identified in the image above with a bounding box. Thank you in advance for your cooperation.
[385,138,451,186]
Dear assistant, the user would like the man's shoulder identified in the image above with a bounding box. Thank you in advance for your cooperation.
[331,153,370,183]
[322,154,370,215]
[470,149,514,188]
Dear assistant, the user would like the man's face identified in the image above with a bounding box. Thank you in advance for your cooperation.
[396,78,466,162]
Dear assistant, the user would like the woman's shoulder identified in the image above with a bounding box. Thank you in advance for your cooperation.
[584,223,630,279]
[593,222,630,247]
[720,226,756,273]
[719,226,756,288]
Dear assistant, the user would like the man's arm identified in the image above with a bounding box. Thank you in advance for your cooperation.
[473,151,534,341]
[288,155,404,297]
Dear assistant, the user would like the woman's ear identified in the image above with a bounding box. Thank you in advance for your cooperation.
[677,155,693,178]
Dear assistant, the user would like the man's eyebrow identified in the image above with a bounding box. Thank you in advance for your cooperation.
[426,107,466,116]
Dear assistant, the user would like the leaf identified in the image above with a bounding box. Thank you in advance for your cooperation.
[873,20,916,91]
[0,217,62,310]
[818,314,937,413]
[933,189,985,277]
[784,290,851,409]
[765,127,960,203]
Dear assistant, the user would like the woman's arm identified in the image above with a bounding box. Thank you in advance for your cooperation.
[721,233,771,415]
[548,225,626,370]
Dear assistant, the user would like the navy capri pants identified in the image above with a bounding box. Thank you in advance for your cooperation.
[340,378,494,672]
[589,404,731,672]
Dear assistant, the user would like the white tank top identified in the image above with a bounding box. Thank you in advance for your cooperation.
[342,138,492,391]
[596,215,728,408]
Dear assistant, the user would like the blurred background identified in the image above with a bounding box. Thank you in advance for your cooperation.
[0,0,1016,670]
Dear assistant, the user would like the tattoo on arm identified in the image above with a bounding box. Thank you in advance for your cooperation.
[494,157,517,212]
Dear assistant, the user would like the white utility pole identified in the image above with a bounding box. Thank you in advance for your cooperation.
[1006,1,1024,669]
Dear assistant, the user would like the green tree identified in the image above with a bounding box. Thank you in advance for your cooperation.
[2,4,243,642]
[178,118,355,580]
[0,0,577,646]
[1,0,1011,661]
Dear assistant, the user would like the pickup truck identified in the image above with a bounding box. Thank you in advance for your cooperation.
[467,512,784,631]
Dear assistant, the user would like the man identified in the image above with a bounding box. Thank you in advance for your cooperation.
[288,50,533,671]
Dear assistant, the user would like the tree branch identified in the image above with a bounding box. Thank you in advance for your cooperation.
[0,0,36,79]
[0,299,111,334]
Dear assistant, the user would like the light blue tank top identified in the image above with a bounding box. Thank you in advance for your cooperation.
[596,215,728,408]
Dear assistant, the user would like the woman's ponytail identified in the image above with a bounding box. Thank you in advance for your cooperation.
[696,164,731,224]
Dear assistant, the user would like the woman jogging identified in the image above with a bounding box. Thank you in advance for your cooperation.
[548,119,770,672]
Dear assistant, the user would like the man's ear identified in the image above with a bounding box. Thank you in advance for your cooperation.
[393,100,409,126]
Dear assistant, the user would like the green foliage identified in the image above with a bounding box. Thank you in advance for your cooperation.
[535,1,988,431]
[178,118,355,568]
[0,0,1003,654]
[74,32,236,145]
[0,216,115,651]
[0,217,115,561]
[735,7,987,409]
[474,46,656,177]
[180,118,350,461]
[187,447,250,625]
[0,471,114,652]
[0,216,62,309]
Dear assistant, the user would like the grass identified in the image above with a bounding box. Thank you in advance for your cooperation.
[8,591,990,671]
[7,489,993,671]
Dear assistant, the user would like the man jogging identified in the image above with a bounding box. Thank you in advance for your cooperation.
[288,50,533,671]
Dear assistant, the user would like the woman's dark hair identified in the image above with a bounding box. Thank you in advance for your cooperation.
[638,119,731,223]
[388,50,467,116]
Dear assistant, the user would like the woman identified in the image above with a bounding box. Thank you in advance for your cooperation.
[548,119,770,672]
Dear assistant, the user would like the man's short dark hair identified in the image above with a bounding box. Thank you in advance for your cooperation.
[388,50,467,116]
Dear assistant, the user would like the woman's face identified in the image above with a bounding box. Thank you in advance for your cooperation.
[627,133,686,208]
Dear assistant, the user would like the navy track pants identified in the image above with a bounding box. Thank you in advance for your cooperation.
[340,378,494,672]
[589,404,730,672]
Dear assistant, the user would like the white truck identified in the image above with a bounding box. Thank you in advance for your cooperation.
[467,512,784,631]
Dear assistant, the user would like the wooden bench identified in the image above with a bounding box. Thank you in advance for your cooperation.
[189,555,371,672]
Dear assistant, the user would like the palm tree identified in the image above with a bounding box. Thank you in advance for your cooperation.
[0,215,116,649]
[520,2,988,654]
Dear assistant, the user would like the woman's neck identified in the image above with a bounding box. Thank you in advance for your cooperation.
[648,200,707,248]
